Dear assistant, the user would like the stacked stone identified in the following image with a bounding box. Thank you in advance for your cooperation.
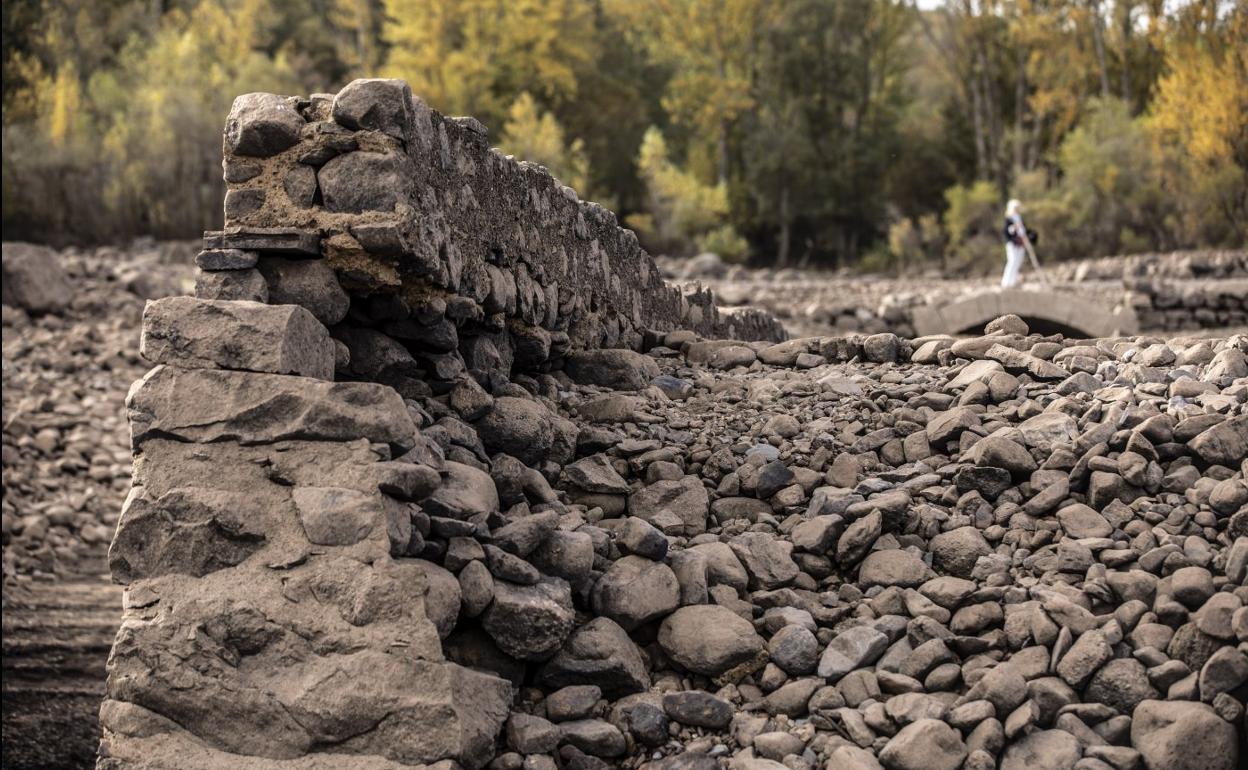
[213,78,782,371]
[1126,278,1248,332]
[1053,249,1248,283]
[98,77,782,768]
[100,283,516,766]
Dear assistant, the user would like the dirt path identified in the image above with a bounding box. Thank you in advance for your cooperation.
[2,575,121,770]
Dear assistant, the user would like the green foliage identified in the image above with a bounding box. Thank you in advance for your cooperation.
[604,0,776,185]
[499,92,592,200]
[382,0,596,131]
[738,0,910,267]
[1054,97,1166,254]
[942,181,999,247]
[1,0,1241,259]
[3,0,305,243]
[941,181,1004,274]
[633,126,741,257]
[886,214,944,272]
[1149,8,1248,246]
[102,2,301,239]
[696,225,749,264]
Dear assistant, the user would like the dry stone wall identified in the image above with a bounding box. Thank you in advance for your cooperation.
[1124,278,1248,332]
[215,78,782,364]
[98,79,780,769]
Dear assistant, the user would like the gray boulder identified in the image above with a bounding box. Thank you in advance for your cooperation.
[541,617,650,695]
[422,461,499,520]
[141,297,334,380]
[483,578,575,661]
[661,691,733,729]
[225,92,304,156]
[257,257,350,326]
[319,150,408,213]
[878,718,966,770]
[591,556,680,630]
[564,349,661,391]
[1,243,72,313]
[628,476,710,536]
[1131,700,1237,770]
[817,625,889,681]
[475,397,558,467]
[332,78,417,142]
[729,532,799,589]
[658,604,765,677]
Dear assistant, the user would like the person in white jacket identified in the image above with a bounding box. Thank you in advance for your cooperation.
[1001,199,1033,288]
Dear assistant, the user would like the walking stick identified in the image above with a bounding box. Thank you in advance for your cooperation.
[1021,232,1051,285]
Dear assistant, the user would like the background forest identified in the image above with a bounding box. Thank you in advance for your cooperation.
[2,0,1244,272]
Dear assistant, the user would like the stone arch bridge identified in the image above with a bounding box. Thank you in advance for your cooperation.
[910,288,1139,338]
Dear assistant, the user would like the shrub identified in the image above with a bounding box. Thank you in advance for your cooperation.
[634,126,745,258]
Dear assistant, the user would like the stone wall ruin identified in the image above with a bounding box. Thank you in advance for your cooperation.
[213,79,783,362]
[97,79,782,768]
[95,78,1248,770]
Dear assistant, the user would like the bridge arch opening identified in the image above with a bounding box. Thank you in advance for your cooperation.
[955,317,1092,338]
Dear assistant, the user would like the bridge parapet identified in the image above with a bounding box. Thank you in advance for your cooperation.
[911,288,1139,338]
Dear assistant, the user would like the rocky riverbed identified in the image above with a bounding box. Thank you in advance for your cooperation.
[2,241,192,581]
[438,319,1245,770]
[2,242,190,769]
[4,243,1247,770]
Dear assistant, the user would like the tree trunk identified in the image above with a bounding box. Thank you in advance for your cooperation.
[1014,43,1027,174]
[717,53,730,186]
[1118,0,1133,107]
[969,65,988,180]
[976,46,1006,193]
[718,119,730,186]
[1090,0,1112,98]
[777,184,792,268]
[356,0,371,71]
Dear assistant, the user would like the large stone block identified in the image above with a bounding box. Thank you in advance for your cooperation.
[564,349,660,390]
[109,486,270,583]
[332,78,422,145]
[127,365,418,451]
[1,242,72,314]
[224,93,305,157]
[194,268,269,302]
[204,227,321,256]
[1189,415,1247,466]
[318,151,409,214]
[141,297,335,380]
[256,257,350,326]
[102,558,511,769]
